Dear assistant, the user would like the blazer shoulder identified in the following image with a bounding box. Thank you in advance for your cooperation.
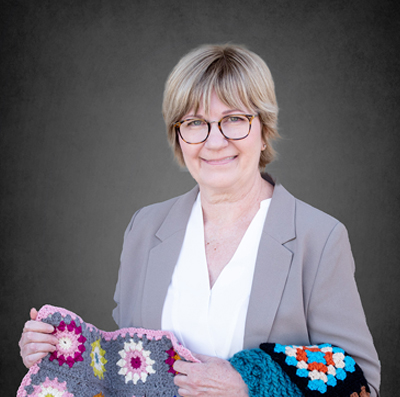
[295,195,341,231]
[272,184,344,243]
[295,196,352,257]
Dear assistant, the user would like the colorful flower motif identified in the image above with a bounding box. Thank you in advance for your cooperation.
[275,344,356,393]
[165,347,181,375]
[116,339,156,384]
[31,377,73,397]
[49,320,86,368]
[92,393,104,397]
[90,339,107,379]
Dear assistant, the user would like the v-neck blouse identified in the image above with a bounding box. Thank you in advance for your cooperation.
[161,193,271,359]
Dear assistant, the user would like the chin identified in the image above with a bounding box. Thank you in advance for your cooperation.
[198,173,239,191]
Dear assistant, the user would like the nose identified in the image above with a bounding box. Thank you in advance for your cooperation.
[204,121,228,149]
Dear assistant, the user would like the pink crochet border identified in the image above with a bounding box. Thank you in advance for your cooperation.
[17,304,199,397]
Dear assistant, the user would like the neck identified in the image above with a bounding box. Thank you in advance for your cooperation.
[200,174,273,225]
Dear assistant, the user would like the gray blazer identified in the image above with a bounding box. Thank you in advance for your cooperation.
[113,182,380,395]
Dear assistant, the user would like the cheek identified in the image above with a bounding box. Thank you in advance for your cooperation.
[179,140,200,168]
[247,121,263,147]
[246,132,264,156]
[179,141,190,162]
[177,143,186,166]
[178,137,190,164]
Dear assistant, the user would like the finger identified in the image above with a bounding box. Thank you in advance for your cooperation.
[30,308,38,321]
[21,341,56,369]
[21,330,59,346]
[23,351,49,369]
[173,359,194,374]
[23,320,54,334]
[22,341,57,357]
[19,322,56,353]
[174,373,188,386]
[174,374,192,395]
[177,387,190,397]
[175,373,206,397]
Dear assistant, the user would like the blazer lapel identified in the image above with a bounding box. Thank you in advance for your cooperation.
[244,184,296,348]
[141,186,199,329]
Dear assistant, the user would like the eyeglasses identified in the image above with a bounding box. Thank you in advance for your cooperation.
[174,114,258,144]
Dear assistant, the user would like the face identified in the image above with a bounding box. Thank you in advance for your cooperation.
[179,92,265,194]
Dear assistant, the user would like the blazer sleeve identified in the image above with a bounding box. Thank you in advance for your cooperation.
[112,209,141,327]
[306,222,380,396]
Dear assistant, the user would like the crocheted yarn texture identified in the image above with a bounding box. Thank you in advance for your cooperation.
[260,342,370,397]
[17,305,199,397]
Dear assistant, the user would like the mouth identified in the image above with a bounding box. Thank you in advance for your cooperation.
[202,155,237,165]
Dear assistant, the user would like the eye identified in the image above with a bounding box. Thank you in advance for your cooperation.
[223,115,247,123]
[185,119,206,128]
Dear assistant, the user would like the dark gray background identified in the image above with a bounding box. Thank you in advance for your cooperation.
[1,0,399,394]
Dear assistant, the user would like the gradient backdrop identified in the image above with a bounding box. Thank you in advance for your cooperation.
[1,0,399,394]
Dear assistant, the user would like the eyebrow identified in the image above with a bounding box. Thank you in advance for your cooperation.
[184,109,245,119]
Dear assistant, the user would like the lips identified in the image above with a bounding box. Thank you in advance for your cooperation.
[202,155,237,165]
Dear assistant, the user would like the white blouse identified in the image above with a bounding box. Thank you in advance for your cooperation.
[161,193,271,359]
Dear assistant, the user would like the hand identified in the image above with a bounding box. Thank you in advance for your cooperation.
[173,353,248,397]
[18,308,58,368]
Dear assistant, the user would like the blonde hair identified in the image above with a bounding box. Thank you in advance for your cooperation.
[162,44,279,169]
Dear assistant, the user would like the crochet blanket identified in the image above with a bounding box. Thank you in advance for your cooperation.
[17,305,371,397]
[259,343,370,397]
[17,305,199,397]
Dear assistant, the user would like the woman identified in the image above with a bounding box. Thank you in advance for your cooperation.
[19,44,380,396]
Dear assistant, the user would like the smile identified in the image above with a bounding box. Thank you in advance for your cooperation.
[202,156,237,165]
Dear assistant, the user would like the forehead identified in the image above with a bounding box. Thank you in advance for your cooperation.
[189,89,254,117]
[189,96,244,115]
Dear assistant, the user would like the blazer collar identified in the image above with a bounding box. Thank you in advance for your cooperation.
[155,185,199,242]
[263,182,296,245]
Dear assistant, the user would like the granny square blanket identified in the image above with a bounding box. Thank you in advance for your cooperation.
[17,305,199,397]
[17,305,371,397]
[260,342,370,397]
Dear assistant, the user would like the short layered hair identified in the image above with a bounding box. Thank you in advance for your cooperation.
[162,44,279,169]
